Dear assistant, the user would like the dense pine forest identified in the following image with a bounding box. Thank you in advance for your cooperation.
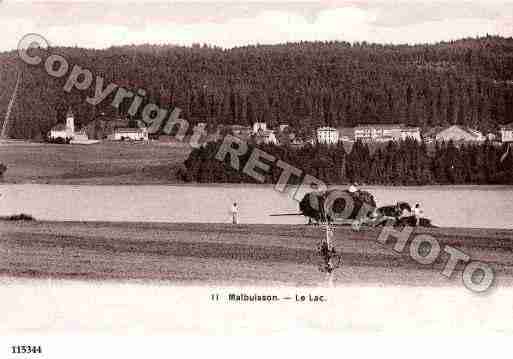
[182,139,513,185]
[1,36,513,140]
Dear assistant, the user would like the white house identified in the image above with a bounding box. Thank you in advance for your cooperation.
[353,124,421,142]
[113,127,149,141]
[49,108,75,140]
[486,133,497,141]
[49,123,68,140]
[69,129,99,145]
[256,130,278,145]
[279,124,289,132]
[72,129,88,141]
[401,127,422,141]
[354,124,402,141]
[253,122,267,134]
[316,127,339,144]
[435,125,485,142]
[500,123,513,143]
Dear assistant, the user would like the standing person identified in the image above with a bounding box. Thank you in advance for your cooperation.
[320,224,336,273]
[413,203,423,226]
[231,202,239,224]
[325,223,334,251]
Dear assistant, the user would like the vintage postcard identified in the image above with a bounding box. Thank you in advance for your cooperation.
[1,0,513,352]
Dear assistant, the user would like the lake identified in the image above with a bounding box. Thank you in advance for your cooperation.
[0,184,512,229]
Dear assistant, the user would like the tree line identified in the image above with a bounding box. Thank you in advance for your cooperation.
[181,139,513,185]
[0,36,512,140]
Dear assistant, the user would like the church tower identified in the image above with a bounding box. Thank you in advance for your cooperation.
[65,108,75,138]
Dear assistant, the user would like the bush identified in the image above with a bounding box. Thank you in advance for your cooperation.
[0,213,36,221]
[46,137,70,144]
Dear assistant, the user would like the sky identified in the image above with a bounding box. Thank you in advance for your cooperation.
[1,1,513,51]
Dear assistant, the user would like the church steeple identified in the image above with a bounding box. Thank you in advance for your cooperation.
[65,107,75,137]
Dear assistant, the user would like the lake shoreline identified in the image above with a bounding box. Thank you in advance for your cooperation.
[3,181,513,190]
[2,141,513,187]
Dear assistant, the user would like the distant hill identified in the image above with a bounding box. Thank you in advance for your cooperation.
[0,36,512,140]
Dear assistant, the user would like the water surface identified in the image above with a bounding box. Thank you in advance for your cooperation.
[1,184,512,228]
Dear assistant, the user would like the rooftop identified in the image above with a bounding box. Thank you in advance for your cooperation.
[256,130,275,137]
[434,125,484,139]
[466,128,484,137]
[115,128,146,133]
[355,123,405,129]
[231,125,251,130]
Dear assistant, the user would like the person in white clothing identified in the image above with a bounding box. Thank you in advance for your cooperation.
[319,224,337,273]
[325,224,334,250]
[348,184,358,193]
[231,202,239,224]
[412,203,423,226]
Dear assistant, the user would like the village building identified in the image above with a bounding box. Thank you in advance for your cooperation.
[354,124,402,141]
[500,123,513,143]
[353,123,421,142]
[422,126,443,143]
[435,125,485,143]
[49,108,75,141]
[113,127,149,141]
[486,133,498,142]
[306,136,316,145]
[400,127,422,141]
[49,123,68,140]
[278,124,289,132]
[337,127,355,141]
[85,118,129,140]
[70,128,100,145]
[354,124,396,141]
[255,129,278,145]
[48,109,99,144]
[252,122,267,134]
[316,126,339,144]
[72,129,89,141]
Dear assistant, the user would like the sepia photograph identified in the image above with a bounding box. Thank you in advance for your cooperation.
[1,0,513,347]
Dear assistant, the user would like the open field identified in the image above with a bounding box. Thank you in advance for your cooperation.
[0,141,191,184]
[2,220,513,286]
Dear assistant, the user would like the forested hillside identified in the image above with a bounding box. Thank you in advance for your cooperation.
[1,36,513,139]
